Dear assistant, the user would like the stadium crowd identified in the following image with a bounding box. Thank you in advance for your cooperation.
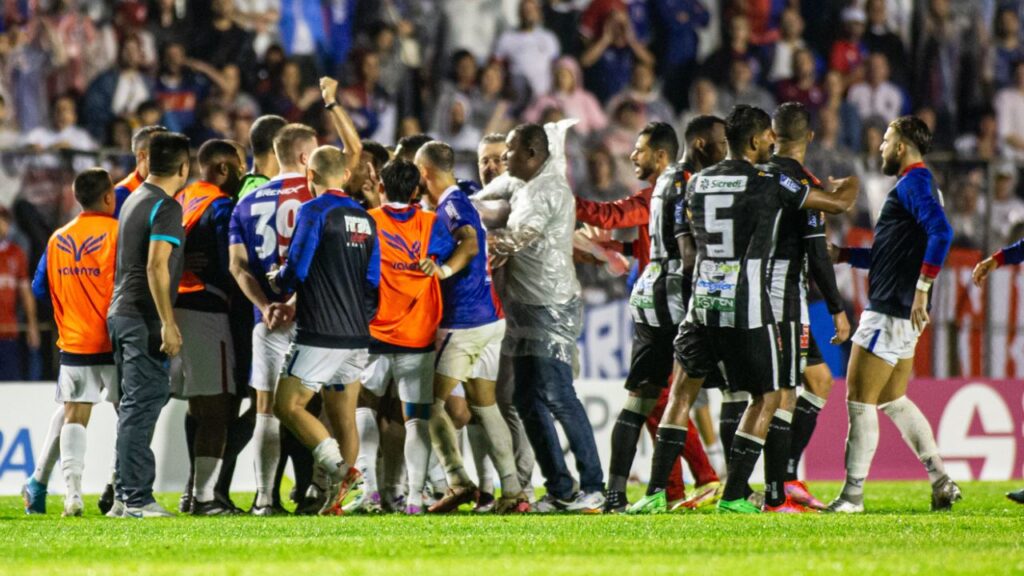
[4,0,1024,518]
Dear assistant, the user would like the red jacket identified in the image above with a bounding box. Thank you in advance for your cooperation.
[575,186,652,270]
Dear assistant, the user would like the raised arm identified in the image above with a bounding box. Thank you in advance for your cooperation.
[802,175,860,215]
[320,77,363,167]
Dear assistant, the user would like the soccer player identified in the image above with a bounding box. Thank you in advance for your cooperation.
[491,122,605,513]
[827,116,959,512]
[628,105,859,514]
[28,168,118,516]
[238,115,288,198]
[415,141,531,514]
[361,159,455,514]
[269,145,379,516]
[108,131,191,518]
[973,238,1024,505]
[591,119,726,513]
[759,102,850,512]
[113,125,169,217]
[170,140,244,516]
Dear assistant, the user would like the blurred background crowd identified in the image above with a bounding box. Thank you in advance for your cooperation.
[1,0,1023,378]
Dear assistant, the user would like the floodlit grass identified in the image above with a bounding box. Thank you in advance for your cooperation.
[2,482,1022,575]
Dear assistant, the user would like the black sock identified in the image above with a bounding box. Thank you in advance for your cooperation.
[787,395,823,481]
[764,413,793,507]
[215,406,256,498]
[608,409,647,493]
[719,399,746,465]
[723,434,764,502]
[647,426,687,495]
[184,412,197,493]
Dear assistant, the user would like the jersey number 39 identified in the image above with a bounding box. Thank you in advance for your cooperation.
[252,199,302,260]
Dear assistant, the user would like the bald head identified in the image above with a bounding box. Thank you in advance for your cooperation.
[414,141,457,202]
[307,145,350,195]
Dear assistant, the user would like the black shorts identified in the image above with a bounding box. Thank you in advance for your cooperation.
[806,330,824,367]
[624,323,677,393]
[778,321,808,389]
[674,322,781,396]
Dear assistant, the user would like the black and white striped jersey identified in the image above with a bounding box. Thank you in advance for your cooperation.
[683,159,809,329]
[628,161,694,327]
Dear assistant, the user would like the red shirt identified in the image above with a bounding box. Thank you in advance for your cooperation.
[829,40,865,75]
[575,187,653,270]
[0,239,28,339]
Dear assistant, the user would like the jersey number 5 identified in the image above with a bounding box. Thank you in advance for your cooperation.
[705,195,735,258]
[252,199,303,260]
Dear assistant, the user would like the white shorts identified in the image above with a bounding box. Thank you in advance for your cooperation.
[56,364,117,404]
[250,323,295,393]
[283,343,367,393]
[450,383,465,398]
[852,310,924,367]
[170,309,235,399]
[361,352,434,404]
[436,319,505,382]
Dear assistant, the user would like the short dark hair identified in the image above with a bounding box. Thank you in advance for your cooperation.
[395,133,434,161]
[73,168,112,209]
[684,115,726,143]
[772,102,812,142]
[514,123,548,156]
[361,140,390,172]
[889,115,932,155]
[131,125,168,154]
[725,105,772,155]
[380,160,421,204]
[249,115,288,157]
[418,141,455,173]
[197,139,240,170]
[638,122,679,161]
[147,132,191,177]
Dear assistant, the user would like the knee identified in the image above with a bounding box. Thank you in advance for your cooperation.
[446,400,471,429]
[272,396,292,423]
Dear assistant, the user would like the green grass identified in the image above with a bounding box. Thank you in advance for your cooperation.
[2,482,1023,576]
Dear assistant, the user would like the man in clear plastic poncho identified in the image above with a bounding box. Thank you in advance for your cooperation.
[488,120,605,513]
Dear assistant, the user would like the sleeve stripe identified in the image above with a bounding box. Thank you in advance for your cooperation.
[920,263,941,279]
[149,199,164,227]
[151,234,181,246]
[802,233,827,239]
[994,250,1007,266]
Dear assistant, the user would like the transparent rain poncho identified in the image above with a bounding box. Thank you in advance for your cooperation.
[489,120,583,365]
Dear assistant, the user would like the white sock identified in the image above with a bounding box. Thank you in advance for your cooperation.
[33,406,65,484]
[253,414,281,507]
[60,423,87,499]
[427,449,448,492]
[840,401,879,504]
[312,437,344,482]
[471,405,520,495]
[880,396,947,484]
[404,419,431,507]
[429,398,470,486]
[356,407,380,493]
[466,422,495,494]
[194,456,223,503]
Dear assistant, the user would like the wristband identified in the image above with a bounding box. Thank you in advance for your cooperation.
[325,101,339,110]
[440,264,453,279]
[916,279,932,293]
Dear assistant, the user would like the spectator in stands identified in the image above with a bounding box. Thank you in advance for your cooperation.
[443,0,510,65]
[847,52,904,124]
[581,145,630,202]
[949,171,985,249]
[97,1,157,72]
[148,0,189,49]
[912,0,966,144]
[494,0,562,102]
[433,50,478,133]
[989,8,1024,91]
[52,1,103,95]
[82,35,151,142]
[106,116,134,150]
[854,120,892,225]
[702,14,761,88]
[581,0,652,47]
[187,100,232,143]
[768,8,807,83]
[545,0,585,58]
[340,50,397,143]
[188,0,257,84]
[823,69,863,153]
[649,0,709,112]
[829,6,867,81]
[274,0,323,78]
[234,0,281,59]
[717,59,776,116]
[995,61,1024,162]
[991,161,1024,247]
[606,62,675,125]
[436,92,482,152]
[0,95,20,149]
[470,61,515,136]
[23,94,97,152]
[580,9,655,104]
[152,42,210,134]
[0,205,38,380]
[954,108,1000,161]
[136,100,164,129]
[264,59,320,124]
[5,19,66,134]
[678,77,723,133]
[775,48,825,114]
[805,106,858,191]
[200,63,261,120]
[368,22,417,131]
[602,99,646,190]
[863,0,908,87]
[525,57,607,137]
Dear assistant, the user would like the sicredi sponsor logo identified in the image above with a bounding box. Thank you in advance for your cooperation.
[696,176,747,193]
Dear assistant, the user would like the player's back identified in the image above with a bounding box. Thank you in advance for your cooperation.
[685,159,808,328]
[436,187,501,329]
[229,174,312,310]
[45,212,118,356]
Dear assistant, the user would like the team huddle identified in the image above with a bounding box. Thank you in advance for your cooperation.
[23,74,995,518]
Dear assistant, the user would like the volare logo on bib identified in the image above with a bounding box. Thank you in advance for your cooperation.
[697,176,748,193]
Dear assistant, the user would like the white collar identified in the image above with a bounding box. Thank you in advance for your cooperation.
[438,184,460,206]
[271,172,304,182]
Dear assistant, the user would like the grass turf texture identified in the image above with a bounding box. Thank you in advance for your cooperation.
[3,481,1023,576]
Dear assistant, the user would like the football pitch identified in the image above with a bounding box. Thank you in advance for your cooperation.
[2,481,1022,576]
